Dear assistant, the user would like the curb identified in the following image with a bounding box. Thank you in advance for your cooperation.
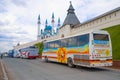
[0,60,8,80]
[102,67,120,72]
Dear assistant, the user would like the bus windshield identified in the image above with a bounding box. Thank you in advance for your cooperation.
[93,34,109,41]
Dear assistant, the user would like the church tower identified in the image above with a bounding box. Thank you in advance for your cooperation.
[37,14,41,40]
[51,12,55,35]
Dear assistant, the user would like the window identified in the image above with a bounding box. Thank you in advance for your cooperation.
[44,43,48,49]
[93,34,109,41]
[61,34,64,38]
[61,38,69,47]
[44,34,89,48]
[49,41,55,48]
[46,40,61,48]
[68,36,78,47]
[54,40,61,48]
[77,34,89,46]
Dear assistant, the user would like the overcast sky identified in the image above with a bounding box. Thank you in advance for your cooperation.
[0,0,120,52]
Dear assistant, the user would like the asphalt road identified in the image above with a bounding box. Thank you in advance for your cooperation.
[2,57,120,80]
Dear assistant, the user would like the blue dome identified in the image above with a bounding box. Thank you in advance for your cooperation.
[44,25,52,31]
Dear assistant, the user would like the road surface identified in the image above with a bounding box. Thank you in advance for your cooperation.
[2,57,120,80]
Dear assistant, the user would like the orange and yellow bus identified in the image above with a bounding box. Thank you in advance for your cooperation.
[42,30,112,67]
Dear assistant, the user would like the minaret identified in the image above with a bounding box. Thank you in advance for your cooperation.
[37,14,41,40]
[51,12,55,35]
[45,19,48,27]
[56,17,60,34]
[58,17,60,28]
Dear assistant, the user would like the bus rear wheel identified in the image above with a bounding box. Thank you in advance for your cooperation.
[67,58,75,68]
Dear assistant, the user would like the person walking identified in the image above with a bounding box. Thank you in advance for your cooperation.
[0,54,3,59]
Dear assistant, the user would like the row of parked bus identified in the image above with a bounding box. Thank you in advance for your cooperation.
[8,46,39,59]
[8,30,112,67]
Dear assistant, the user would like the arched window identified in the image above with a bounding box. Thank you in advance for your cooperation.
[61,34,64,38]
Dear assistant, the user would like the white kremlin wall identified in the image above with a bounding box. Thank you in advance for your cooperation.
[14,7,120,50]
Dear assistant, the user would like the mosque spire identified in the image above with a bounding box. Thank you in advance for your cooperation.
[58,17,60,27]
[52,12,54,19]
[38,14,40,24]
[38,14,40,21]
[51,12,55,35]
[51,12,55,24]
[37,14,41,40]
[45,19,48,26]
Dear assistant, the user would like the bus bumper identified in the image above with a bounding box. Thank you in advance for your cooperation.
[90,62,112,67]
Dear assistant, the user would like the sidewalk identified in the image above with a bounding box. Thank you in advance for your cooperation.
[106,60,120,70]
[0,59,8,80]
[0,59,4,80]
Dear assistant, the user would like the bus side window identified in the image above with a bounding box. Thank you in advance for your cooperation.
[44,43,47,49]
[68,37,77,47]
[54,40,61,48]
[61,39,65,47]
[47,42,50,49]
[72,36,78,47]
[77,34,89,46]
[61,38,69,47]
[49,41,55,48]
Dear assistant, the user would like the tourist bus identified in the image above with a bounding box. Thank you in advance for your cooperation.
[42,30,112,67]
[20,46,38,59]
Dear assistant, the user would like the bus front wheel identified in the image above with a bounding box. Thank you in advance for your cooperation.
[67,58,75,68]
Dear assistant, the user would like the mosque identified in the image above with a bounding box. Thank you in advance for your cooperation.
[37,1,80,40]
[37,13,60,40]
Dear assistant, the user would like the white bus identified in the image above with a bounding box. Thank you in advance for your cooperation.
[42,30,112,67]
[20,46,39,59]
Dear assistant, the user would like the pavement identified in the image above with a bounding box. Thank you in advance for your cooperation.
[1,57,120,80]
[0,59,4,80]
[0,59,8,80]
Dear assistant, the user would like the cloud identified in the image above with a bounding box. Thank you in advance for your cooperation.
[0,42,13,52]
[76,0,120,22]
[0,0,120,52]
[11,0,27,7]
[0,0,8,13]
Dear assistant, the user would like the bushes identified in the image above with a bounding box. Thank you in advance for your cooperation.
[34,42,44,56]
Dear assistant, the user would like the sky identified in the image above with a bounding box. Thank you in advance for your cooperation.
[0,0,120,52]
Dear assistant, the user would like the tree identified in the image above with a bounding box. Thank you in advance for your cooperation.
[34,42,44,56]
